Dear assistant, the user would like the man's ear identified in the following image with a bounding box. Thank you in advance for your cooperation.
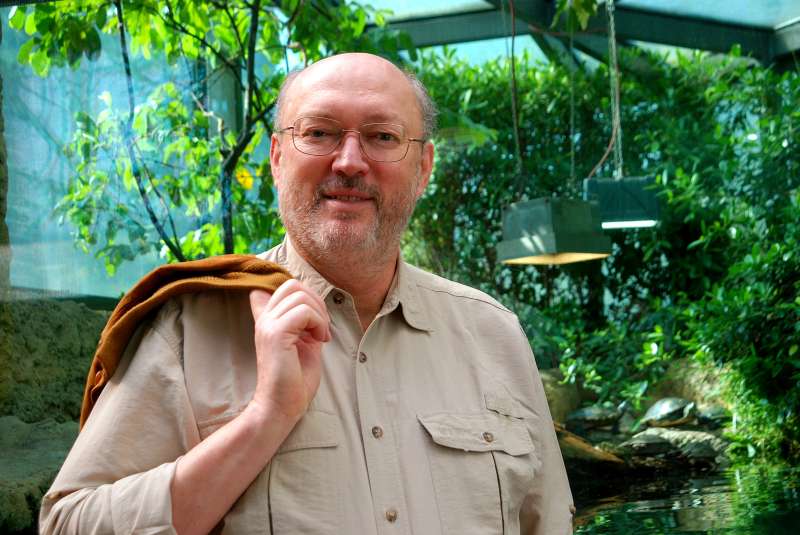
[269,133,283,188]
[415,141,435,198]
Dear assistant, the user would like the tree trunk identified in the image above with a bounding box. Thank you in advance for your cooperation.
[0,24,10,295]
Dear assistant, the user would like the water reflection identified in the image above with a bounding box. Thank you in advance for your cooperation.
[575,465,800,534]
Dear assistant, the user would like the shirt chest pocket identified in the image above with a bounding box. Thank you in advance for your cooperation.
[417,409,537,535]
[217,410,342,535]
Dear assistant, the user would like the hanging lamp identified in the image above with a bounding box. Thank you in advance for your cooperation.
[582,0,660,230]
[497,0,610,265]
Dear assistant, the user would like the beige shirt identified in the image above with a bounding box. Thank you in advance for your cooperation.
[40,239,574,534]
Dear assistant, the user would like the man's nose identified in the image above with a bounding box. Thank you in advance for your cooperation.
[331,131,369,176]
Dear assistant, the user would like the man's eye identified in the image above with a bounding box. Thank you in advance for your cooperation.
[308,129,332,138]
[370,131,400,143]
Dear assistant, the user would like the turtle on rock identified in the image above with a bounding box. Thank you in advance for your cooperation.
[642,397,696,428]
[566,401,630,435]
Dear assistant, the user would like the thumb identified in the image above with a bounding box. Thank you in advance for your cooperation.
[249,289,272,320]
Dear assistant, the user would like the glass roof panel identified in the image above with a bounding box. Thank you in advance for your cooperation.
[618,0,800,30]
[367,0,492,21]
[426,35,548,66]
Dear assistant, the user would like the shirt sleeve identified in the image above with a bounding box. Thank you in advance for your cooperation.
[513,321,575,535]
[39,301,201,535]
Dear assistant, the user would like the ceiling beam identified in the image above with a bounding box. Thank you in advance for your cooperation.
[386,1,793,66]
[384,8,528,49]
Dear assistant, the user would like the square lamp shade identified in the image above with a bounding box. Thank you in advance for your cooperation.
[583,176,660,230]
[497,197,612,265]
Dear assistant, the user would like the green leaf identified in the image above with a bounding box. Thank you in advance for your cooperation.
[9,6,26,30]
[24,12,37,35]
[17,39,35,65]
[95,7,107,30]
[30,48,50,76]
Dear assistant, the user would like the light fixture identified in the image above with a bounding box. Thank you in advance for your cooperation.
[583,176,660,230]
[495,1,611,266]
[497,198,611,265]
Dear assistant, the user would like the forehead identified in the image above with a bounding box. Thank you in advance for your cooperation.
[283,56,421,129]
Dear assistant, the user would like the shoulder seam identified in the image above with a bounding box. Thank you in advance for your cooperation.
[414,282,512,314]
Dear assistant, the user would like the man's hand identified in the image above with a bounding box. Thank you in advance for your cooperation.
[248,279,332,425]
[170,281,331,535]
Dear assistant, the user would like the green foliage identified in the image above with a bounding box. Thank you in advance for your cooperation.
[13,0,411,272]
[552,0,599,31]
[408,47,800,458]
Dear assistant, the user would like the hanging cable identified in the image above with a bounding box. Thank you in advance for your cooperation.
[507,0,525,195]
[569,21,576,183]
[587,0,623,180]
[607,0,624,179]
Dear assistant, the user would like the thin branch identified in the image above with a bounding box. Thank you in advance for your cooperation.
[285,0,305,28]
[113,0,186,262]
[221,0,262,253]
[135,144,182,244]
[214,0,247,54]
[155,1,246,92]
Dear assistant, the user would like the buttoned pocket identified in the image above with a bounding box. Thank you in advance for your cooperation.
[206,410,341,535]
[268,409,342,534]
[418,411,537,535]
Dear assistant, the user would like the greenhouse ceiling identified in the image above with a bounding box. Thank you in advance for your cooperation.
[378,0,800,69]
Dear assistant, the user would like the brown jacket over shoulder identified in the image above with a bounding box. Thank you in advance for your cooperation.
[79,254,292,427]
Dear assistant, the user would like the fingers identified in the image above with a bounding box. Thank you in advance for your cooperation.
[275,303,331,344]
[267,279,327,318]
[249,289,272,320]
[249,280,331,343]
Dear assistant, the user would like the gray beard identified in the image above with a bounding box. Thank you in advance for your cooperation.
[278,174,419,263]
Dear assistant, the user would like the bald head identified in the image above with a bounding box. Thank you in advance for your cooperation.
[274,53,437,139]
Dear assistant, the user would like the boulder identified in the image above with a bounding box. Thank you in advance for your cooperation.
[616,427,729,471]
[539,368,580,423]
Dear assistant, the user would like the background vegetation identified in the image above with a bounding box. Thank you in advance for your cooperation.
[7,1,800,461]
[408,47,800,460]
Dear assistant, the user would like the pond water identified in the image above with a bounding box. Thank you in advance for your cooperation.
[574,465,800,534]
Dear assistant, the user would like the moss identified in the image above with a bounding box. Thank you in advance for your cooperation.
[0,300,107,422]
[0,416,78,533]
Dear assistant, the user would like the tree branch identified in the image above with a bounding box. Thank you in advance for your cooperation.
[221,0,262,254]
[157,1,246,92]
[113,0,186,262]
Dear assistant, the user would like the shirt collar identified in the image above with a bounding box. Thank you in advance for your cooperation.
[264,237,433,332]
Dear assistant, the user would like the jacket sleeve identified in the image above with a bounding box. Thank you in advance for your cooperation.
[40,301,201,534]
[513,322,575,535]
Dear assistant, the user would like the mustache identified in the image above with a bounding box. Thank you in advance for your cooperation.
[316,176,380,202]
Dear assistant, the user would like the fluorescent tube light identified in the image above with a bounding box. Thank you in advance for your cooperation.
[601,220,658,230]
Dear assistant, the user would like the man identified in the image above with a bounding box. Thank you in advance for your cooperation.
[41,53,573,534]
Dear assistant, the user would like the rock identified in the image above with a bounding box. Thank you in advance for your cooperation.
[618,431,678,457]
[616,427,729,471]
[640,427,728,466]
[0,416,78,532]
[539,368,580,423]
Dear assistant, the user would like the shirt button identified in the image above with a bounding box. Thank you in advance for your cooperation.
[333,292,344,305]
[358,352,367,363]
[482,431,494,443]
[385,508,398,523]
[372,426,384,439]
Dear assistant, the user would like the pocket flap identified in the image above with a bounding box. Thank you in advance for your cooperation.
[417,412,534,456]
[278,409,339,453]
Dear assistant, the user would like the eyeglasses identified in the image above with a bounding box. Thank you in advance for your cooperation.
[278,116,426,163]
